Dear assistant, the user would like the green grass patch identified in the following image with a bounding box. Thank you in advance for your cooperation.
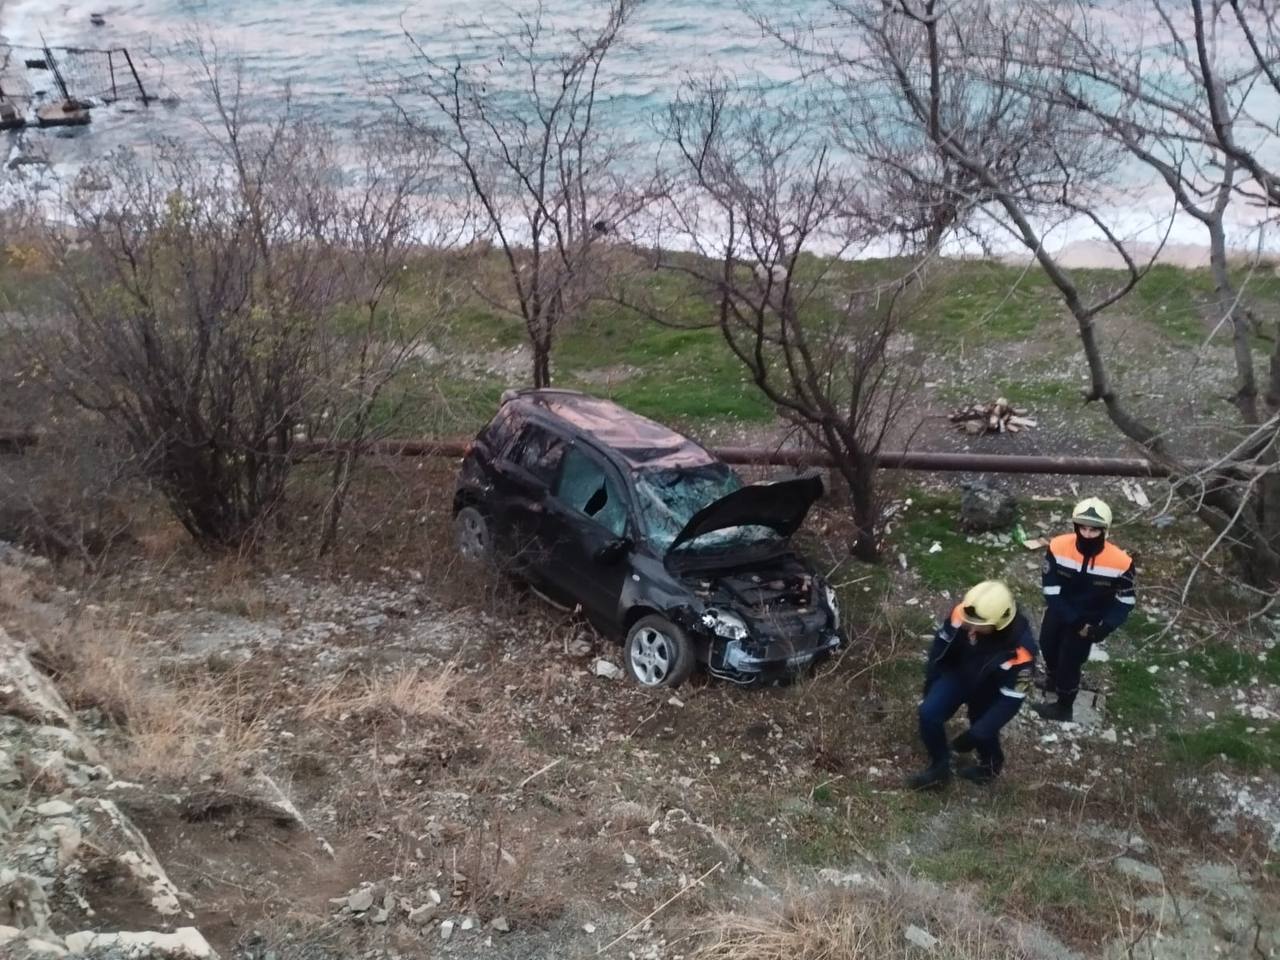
[1106,660,1166,727]
[1130,265,1215,343]
[909,262,1060,341]
[1185,641,1280,688]
[891,491,1013,590]
[867,654,925,695]
[915,817,1099,913]
[1169,717,1280,772]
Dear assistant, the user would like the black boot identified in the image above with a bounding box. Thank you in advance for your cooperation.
[957,762,998,785]
[905,761,951,791]
[1032,699,1074,722]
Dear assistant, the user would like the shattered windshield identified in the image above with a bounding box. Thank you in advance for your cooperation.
[634,464,781,552]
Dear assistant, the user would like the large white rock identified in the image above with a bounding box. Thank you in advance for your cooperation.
[64,927,215,958]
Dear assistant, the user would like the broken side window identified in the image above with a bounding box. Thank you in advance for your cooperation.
[510,425,566,485]
[481,406,521,454]
[555,447,627,538]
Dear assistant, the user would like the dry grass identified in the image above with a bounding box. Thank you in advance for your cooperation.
[34,620,268,785]
[690,886,1031,960]
[300,662,460,725]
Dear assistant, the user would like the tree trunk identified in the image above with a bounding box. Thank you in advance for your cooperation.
[532,328,552,388]
[843,457,880,563]
[318,449,356,558]
[1208,218,1261,423]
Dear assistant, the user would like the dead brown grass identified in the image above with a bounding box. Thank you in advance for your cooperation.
[690,887,1031,960]
[300,663,460,725]
[34,620,268,785]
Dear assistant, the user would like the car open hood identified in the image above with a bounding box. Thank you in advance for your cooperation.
[667,474,825,555]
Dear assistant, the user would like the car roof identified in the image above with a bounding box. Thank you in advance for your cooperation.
[501,389,719,470]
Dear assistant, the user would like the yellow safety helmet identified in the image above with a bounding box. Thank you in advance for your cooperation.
[960,580,1016,631]
[1071,497,1112,530]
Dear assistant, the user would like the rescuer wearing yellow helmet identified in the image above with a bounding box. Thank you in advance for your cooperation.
[1032,497,1137,723]
[907,580,1038,790]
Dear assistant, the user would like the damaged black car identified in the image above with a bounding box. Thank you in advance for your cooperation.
[453,389,844,687]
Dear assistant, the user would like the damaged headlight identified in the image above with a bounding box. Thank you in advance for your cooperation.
[824,584,841,631]
[702,608,750,641]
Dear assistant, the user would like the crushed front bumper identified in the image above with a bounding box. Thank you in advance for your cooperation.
[710,633,843,684]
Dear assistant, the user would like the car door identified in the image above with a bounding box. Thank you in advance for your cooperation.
[490,422,566,576]
[544,444,633,629]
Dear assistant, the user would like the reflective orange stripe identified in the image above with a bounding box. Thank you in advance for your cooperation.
[1050,534,1132,571]
[949,603,964,628]
[1002,646,1033,669]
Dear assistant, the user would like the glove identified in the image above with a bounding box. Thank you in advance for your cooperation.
[1077,623,1095,639]
[951,731,977,753]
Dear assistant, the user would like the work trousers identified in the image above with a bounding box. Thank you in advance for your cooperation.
[918,673,1018,772]
[1040,607,1093,706]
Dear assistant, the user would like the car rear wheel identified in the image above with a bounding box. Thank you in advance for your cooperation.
[454,505,491,563]
[625,615,695,688]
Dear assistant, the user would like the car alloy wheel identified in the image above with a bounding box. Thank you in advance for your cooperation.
[630,626,674,686]
[625,615,694,688]
[455,506,490,562]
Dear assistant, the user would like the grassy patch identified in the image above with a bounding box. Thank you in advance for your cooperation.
[1169,717,1280,772]
[867,654,925,696]
[891,491,1013,591]
[1106,660,1166,727]
[1130,265,1216,344]
[910,262,1060,341]
[1185,641,1280,688]
[915,817,1099,914]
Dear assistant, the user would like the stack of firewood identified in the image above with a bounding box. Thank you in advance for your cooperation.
[948,398,1038,436]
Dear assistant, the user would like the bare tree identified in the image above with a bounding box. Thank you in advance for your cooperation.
[1030,0,1279,422]
[660,77,918,561]
[399,0,650,388]
[11,61,448,552]
[312,124,458,557]
[792,0,1280,586]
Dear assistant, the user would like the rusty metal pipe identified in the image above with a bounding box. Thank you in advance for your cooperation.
[295,437,1177,478]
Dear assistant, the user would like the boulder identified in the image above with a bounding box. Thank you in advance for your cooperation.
[959,481,1017,533]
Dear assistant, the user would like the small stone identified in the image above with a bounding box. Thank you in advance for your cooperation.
[592,659,623,680]
[440,919,455,941]
[408,905,436,925]
[347,889,375,912]
[461,917,475,931]
[1099,728,1118,744]
[904,924,939,950]
[490,916,511,933]
[371,909,389,924]
[667,696,684,708]
[36,800,74,817]
[428,888,443,905]
[623,852,637,866]
[583,922,597,934]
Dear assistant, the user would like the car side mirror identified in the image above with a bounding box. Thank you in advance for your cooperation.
[593,536,633,565]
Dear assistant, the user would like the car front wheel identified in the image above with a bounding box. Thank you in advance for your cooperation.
[624,615,695,688]
[454,505,492,563]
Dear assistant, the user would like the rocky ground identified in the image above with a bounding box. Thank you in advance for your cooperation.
[2,459,1278,960]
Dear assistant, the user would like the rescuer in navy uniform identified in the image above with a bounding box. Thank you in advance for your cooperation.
[907,580,1038,790]
[1033,498,1137,723]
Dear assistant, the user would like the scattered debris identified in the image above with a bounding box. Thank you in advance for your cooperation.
[904,923,940,949]
[592,659,623,680]
[948,398,1037,435]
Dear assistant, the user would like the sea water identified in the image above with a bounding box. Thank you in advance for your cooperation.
[0,0,823,163]
[0,0,1274,255]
